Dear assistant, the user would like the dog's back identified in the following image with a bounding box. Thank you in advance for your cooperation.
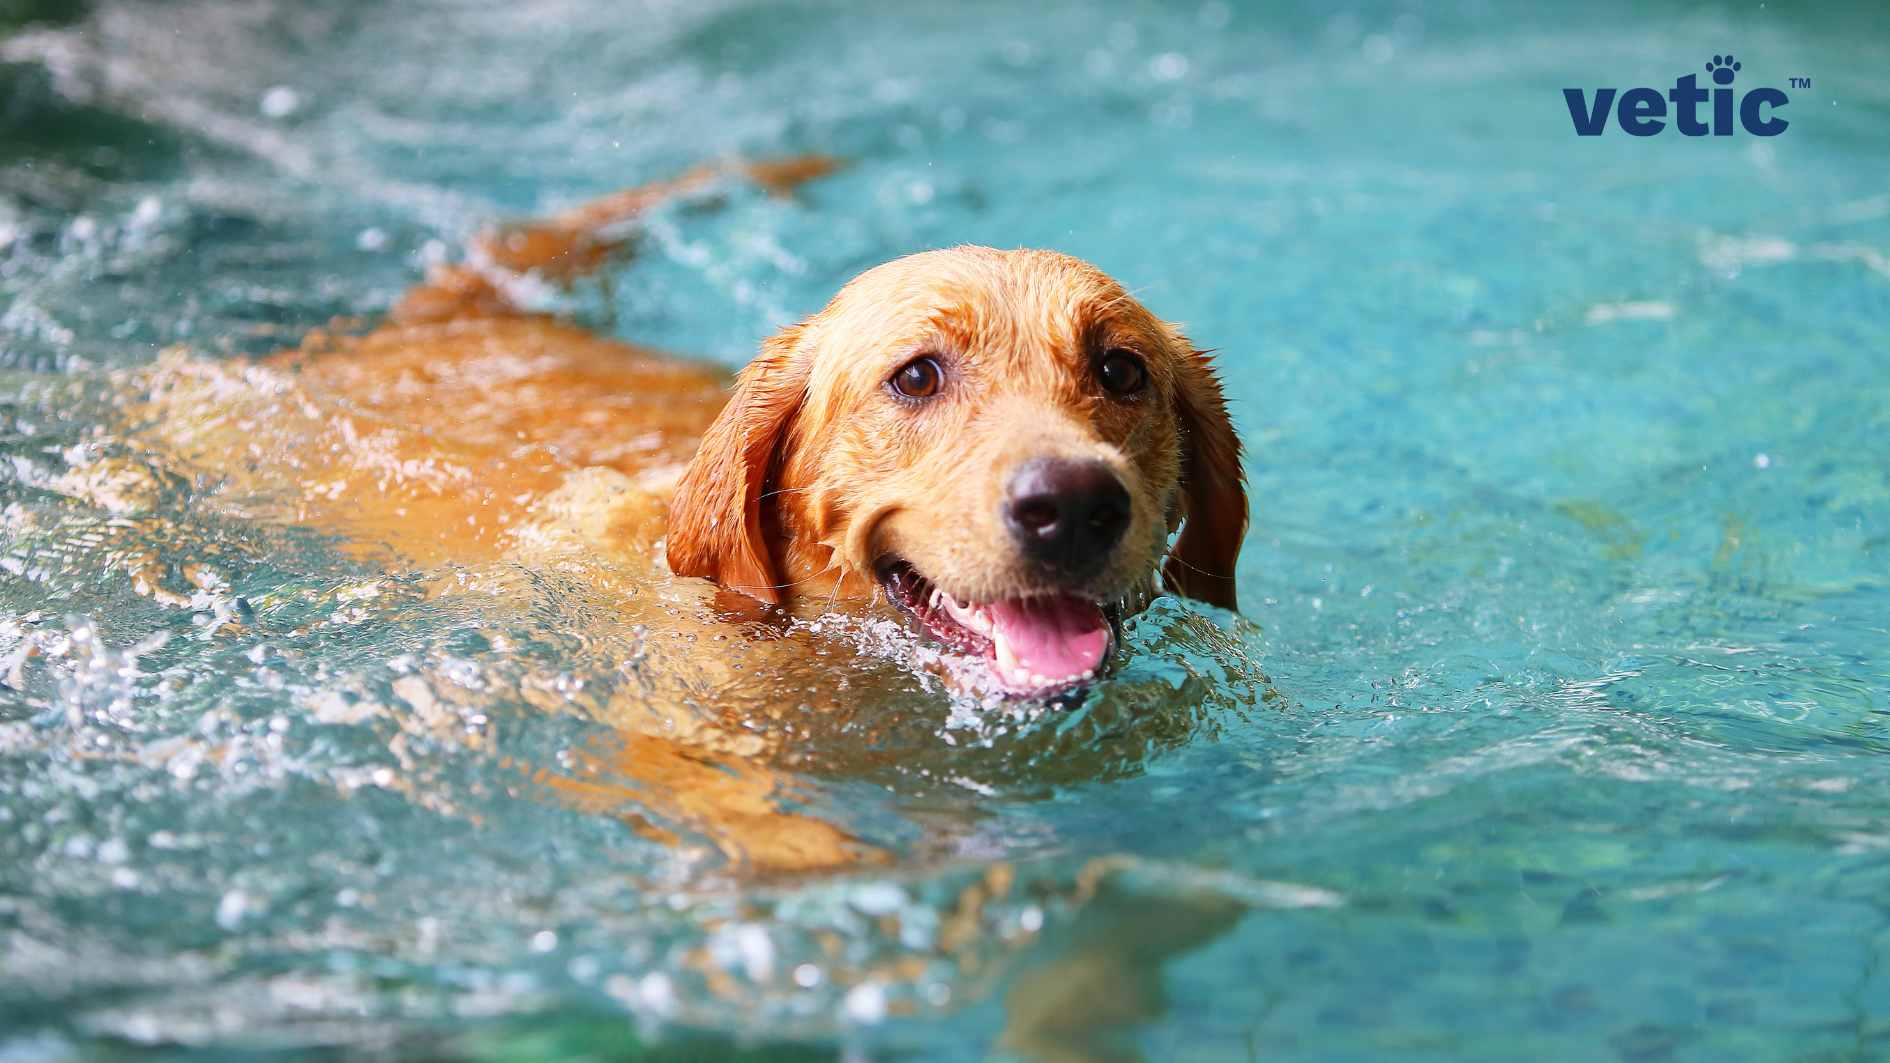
[133,317,726,569]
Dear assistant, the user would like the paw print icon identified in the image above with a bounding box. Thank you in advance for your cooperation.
[1706,54,1741,85]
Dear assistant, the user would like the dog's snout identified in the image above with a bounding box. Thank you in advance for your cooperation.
[1003,458,1131,578]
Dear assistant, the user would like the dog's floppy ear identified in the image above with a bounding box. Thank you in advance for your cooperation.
[1161,345,1247,611]
[667,324,809,604]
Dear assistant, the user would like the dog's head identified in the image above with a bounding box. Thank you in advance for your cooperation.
[668,247,1246,698]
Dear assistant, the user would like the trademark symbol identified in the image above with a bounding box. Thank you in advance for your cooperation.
[1790,76,1812,89]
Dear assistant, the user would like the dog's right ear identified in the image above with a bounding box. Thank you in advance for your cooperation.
[1161,344,1248,612]
[667,324,810,604]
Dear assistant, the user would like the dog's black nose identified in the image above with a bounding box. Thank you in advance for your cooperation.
[1004,458,1131,578]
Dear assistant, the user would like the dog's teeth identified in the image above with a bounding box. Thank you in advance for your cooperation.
[994,631,1019,678]
[941,595,993,637]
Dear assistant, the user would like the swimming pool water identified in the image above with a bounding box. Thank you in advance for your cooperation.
[2,0,1887,1058]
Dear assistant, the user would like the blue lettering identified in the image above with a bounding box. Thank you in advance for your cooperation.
[1618,87,1667,136]
[1667,74,1709,136]
[1741,87,1789,135]
[1566,59,1792,138]
[1564,88,1616,136]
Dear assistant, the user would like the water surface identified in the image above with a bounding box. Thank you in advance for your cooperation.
[2,1,1888,1058]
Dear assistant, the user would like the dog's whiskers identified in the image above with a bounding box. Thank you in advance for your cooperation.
[1161,552,1234,582]
[815,561,849,619]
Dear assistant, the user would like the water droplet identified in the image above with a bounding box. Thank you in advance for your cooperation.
[259,86,301,119]
[216,889,251,929]
[842,981,887,1024]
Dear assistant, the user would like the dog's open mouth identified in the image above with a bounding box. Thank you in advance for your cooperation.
[877,559,1115,697]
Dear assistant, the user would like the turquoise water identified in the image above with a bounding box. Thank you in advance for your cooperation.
[3,1,1888,1058]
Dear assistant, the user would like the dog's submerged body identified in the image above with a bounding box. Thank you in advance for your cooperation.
[113,158,1248,874]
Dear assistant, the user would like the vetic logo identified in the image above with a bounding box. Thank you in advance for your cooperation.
[1564,54,1798,137]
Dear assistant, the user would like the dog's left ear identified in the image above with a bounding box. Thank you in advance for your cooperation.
[1161,345,1248,611]
[667,324,810,605]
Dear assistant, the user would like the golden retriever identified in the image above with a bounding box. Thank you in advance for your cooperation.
[61,155,1265,1050]
[130,154,1247,701]
[91,156,1249,878]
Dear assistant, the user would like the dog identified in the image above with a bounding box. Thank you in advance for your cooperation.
[98,156,1248,875]
[131,156,1248,698]
[66,155,1263,1054]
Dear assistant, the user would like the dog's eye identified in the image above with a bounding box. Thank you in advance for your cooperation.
[889,356,943,400]
[1097,348,1147,396]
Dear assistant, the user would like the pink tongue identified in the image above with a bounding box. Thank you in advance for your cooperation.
[987,595,1111,683]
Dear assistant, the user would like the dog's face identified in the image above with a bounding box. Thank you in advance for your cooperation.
[668,247,1246,698]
